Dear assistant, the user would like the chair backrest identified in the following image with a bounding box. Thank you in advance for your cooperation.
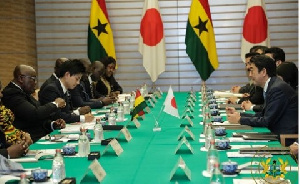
[280,134,298,147]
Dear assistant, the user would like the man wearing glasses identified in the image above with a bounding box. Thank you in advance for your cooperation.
[1,65,66,142]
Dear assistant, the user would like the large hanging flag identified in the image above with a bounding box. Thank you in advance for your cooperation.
[163,86,179,118]
[131,90,148,120]
[88,0,116,62]
[241,0,270,62]
[185,0,218,81]
[138,0,166,82]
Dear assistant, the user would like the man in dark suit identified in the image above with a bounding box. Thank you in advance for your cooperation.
[265,47,285,67]
[0,127,28,158]
[39,59,94,123]
[70,59,115,109]
[227,55,298,135]
[229,52,264,105]
[2,65,66,142]
[40,58,69,93]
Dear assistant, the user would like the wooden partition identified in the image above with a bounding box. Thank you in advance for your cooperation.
[0,0,37,87]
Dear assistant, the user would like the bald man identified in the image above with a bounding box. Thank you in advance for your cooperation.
[40,57,69,92]
[1,65,66,142]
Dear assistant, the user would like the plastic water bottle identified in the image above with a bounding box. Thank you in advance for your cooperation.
[117,102,124,121]
[94,119,103,142]
[19,173,29,184]
[52,149,66,183]
[210,162,225,184]
[130,92,135,110]
[123,97,130,115]
[108,108,116,125]
[205,124,215,150]
[207,139,219,174]
[78,128,90,157]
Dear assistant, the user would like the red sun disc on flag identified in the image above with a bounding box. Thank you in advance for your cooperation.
[243,6,268,44]
[171,97,177,109]
[140,8,163,46]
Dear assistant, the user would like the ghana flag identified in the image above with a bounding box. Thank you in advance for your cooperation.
[131,90,148,121]
[88,0,116,62]
[185,0,218,81]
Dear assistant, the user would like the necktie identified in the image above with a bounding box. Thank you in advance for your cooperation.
[80,83,90,101]
[65,91,74,110]
[90,82,95,99]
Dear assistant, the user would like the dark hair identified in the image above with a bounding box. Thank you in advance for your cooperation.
[250,45,268,53]
[57,59,85,78]
[265,47,285,62]
[277,62,298,90]
[245,52,260,59]
[249,55,277,77]
[100,56,116,68]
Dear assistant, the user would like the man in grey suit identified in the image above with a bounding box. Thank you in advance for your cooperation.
[227,55,298,135]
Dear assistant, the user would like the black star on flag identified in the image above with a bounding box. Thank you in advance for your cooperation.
[194,17,208,36]
[92,19,108,37]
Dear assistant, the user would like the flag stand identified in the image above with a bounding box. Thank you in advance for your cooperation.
[152,104,165,132]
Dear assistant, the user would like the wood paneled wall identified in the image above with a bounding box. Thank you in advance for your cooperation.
[0,0,37,87]
[35,0,298,92]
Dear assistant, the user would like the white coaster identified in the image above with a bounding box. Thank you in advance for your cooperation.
[202,170,237,178]
[153,127,161,132]
[116,118,128,122]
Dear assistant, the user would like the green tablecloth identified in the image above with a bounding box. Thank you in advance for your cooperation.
[17,92,298,184]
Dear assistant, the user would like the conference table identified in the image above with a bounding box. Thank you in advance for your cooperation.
[10,92,298,184]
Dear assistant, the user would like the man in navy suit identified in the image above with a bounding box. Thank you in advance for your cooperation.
[227,55,298,135]
[39,59,94,123]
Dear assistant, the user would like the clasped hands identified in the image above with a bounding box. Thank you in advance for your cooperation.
[225,107,241,124]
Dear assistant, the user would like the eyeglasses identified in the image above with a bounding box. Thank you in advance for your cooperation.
[20,75,37,81]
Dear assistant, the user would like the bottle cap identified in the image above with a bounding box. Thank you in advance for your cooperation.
[20,173,27,179]
[80,126,87,133]
[214,162,220,168]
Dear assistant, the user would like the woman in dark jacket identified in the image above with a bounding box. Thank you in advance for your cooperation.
[96,56,123,97]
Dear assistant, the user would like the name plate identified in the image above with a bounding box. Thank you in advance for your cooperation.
[131,118,141,128]
[174,136,194,154]
[186,98,195,104]
[147,99,155,108]
[153,91,162,98]
[170,156,191,181]
[185,116,194,127]
[102,139,123,156]
[181,113,194,119]
[190,94,196,101]
[185,102,195,108]
[88,160,106,182]
[177,126,195,140]
[119,127,132,142]
[151,94,157,103]
[144,106,151,113]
